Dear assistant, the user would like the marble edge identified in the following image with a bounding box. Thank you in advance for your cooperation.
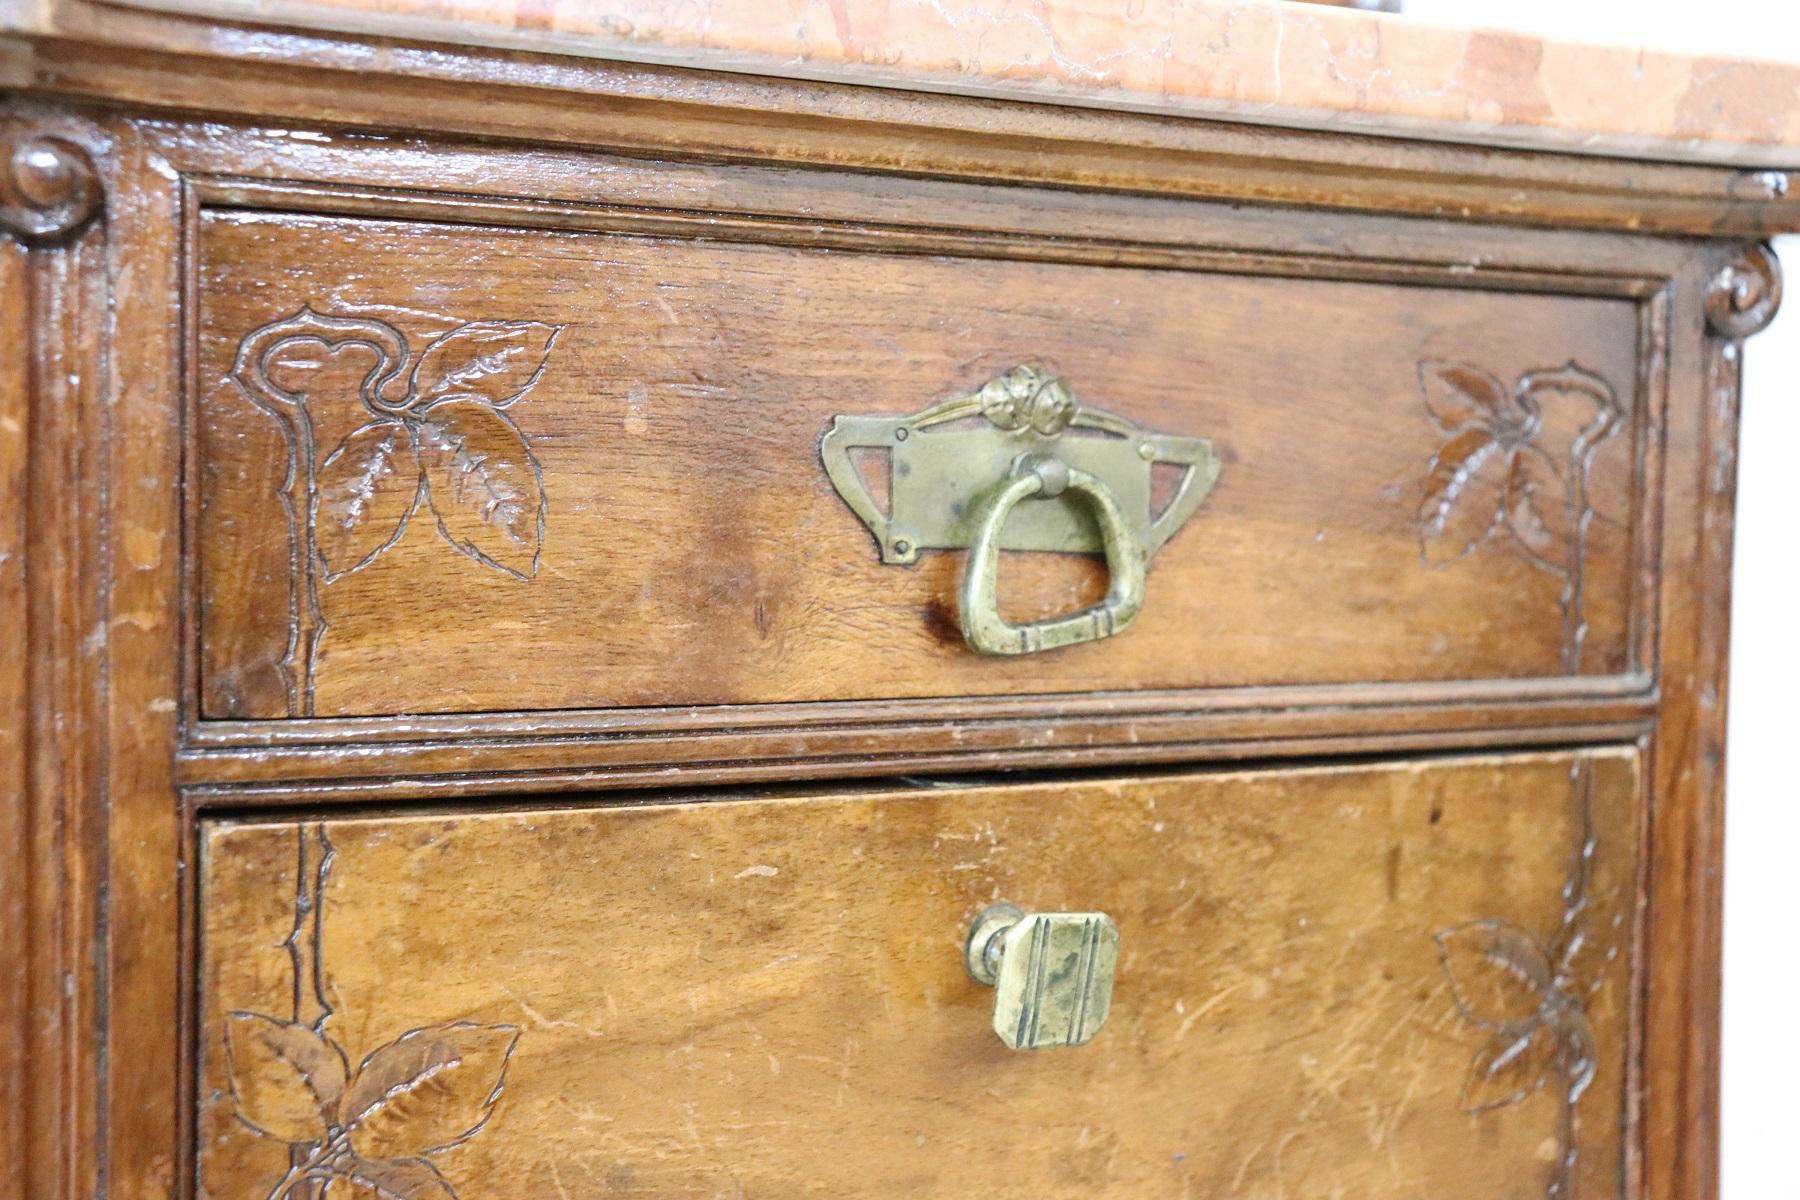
[36,0,1800,168]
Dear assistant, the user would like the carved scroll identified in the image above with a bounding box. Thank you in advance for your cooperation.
[0,134,98,242]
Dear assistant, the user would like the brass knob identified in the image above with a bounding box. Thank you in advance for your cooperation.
[964,902,1120,1050]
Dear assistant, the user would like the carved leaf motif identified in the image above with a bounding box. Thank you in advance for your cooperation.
[1436,920,1552,1028]
[224,1012,348,1142]
[340,1022,519,1160]
[409,321,560,409]
[1419,361,1509,432]
[322,1158,456,1200]
[1419,428,1508,565]
[1501,444,1572,567]
[315,420,423,580]
[414,402,545,579]
[1519,365,1622,467]
[1461,1020,1558,1113]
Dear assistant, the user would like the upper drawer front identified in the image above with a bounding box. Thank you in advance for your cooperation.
[196,210,1648,719]
[197,749,1639,1197]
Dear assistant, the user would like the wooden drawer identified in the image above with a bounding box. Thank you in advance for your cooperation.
[197,748,1640,1198]
[5,15,1787,1200]
[194,201,1654,723]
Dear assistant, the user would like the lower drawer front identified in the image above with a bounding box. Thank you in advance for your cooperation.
[197,750,1639,1199]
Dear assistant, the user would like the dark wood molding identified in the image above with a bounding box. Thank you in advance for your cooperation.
[1704,242,1784,340]
[132,122,1693,786]
[0,33,1785,1195]
[1640,238,1783,1200]
[3,16,1799,240]
[0,104,112,1200]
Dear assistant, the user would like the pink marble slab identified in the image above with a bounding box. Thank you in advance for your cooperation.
[90,0,1800,166]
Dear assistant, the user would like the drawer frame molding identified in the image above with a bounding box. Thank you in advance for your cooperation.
[169,144,1679,780]
[229,307,564,716]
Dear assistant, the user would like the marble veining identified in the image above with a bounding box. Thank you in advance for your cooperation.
[93,0,1800,166]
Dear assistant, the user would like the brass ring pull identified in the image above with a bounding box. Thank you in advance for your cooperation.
[960,454,1147,656]
[820,365,1220,654]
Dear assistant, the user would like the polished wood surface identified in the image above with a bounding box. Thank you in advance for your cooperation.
[198,750,1637,1200]
[7,11,1800,238]
[145,121,1686,784]
[0,18,1788,1200]
[194,209,1645,718]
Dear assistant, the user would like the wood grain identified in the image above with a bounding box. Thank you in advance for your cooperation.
[0,108,111,1200]
[1641,245,1782,1200]
[0,38,1779,1200]
[0,207,29,1200]
[7,15,1800,239]
[194,209,1647,719]
[197,750,1640,1200]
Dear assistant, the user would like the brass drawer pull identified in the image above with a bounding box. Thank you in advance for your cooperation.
[821,365,1220,656]
[961,454,1144,654]
[964,902,1120,1050]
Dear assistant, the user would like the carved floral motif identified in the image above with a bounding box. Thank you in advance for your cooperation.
[1415,361,1624,671]
[229,308,563,715]
[224,824,518,1200]
[1437,759,1603,1199]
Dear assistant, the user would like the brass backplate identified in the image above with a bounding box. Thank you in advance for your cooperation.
[821,366,1220,565]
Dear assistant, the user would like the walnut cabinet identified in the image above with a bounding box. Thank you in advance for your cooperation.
[0,7,1794,1200]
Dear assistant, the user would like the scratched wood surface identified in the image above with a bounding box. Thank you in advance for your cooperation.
[0,27,1786,1200]
[196,749,1639,1200]
[195,210,1645,718]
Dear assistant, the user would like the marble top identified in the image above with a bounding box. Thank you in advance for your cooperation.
[91,0,1800,166]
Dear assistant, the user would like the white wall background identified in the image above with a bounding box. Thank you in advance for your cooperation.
[1397,3,1799,1196]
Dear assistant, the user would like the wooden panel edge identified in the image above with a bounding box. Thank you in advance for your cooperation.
[171,166,1672,744]
[1641,242,1781,1200]
[177,719,1657,806]
[0,101,108,1200]
[3,19,1799,239]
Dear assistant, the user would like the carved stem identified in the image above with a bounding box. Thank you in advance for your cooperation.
[267,1131,350,1200]
[1555,375,1625,675]
[228,311,409,715]
[1560,447,1598,673]
[1561,525,1587,673]
[1549,759,1596,1200]
[282,823,335,1200]
[228,331,323,716]
[1551,1093,1577,1200]
[295,408,326,719]
[1561,760,1595,944]
[283,823,335,1033]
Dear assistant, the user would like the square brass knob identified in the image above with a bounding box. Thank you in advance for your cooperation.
[964,902,1120,1050]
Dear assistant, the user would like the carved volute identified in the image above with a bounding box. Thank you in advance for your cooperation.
[0,133,98,242]
[1705,243,1783,340]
